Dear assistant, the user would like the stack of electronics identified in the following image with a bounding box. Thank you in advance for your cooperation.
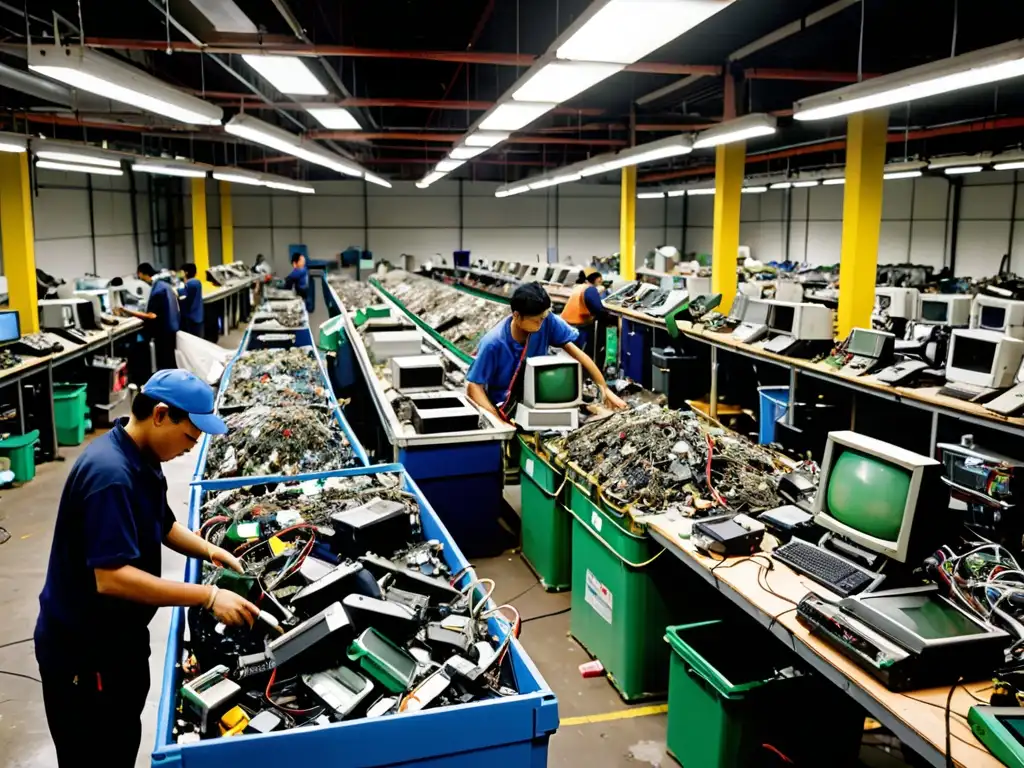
[219,347,329,411]
[753,301,835,358]
[38,298,95,344]
[702,292,750,334]
[175,474,521,744]
[86,354,130,427]
[74,286,123,326]
[514,356,583,432]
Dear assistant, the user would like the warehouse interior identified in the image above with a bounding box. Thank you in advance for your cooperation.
[2,1,1024,767]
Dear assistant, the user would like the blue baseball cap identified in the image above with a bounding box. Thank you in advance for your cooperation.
[141,369,228,435]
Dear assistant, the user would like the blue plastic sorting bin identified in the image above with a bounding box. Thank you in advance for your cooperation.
[153,463,559,768]
[757,386,790,444]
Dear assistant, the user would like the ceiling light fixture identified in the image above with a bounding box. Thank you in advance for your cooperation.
[945,165,984,175]
[260,173,315,194]
[666,190,687,197]
[884,171,922,180]
[581,134,694,178]
[435,159,465,174]
[992,150,1024,171]
[996,161,1024,171]
[769,181,792,190]
[556,0,735,65]
[638,191,665,199]
[212,167,265,186]
[794,39,1024,121]
[928,153,992,171]
[450,146,489,160]
[305,106,361,130]
[364,173,393,188]
[28,44,222,126]
[792,180,820,188]
[0,132,27,153]
[529,173,582,191]
[36,159,123,176]
[741,186,768,194]
[479,102,555,132]
[464,131,511,147]
[224,114,366,178]
[512,61,624,103]
[693,113,777,149]
[822,177,846,185]
[242,55,327,96]
[687,187,717,196]
[132,159,211,179]
[32,140,123,168]
[495,184,532,198]
[416,171,446,189]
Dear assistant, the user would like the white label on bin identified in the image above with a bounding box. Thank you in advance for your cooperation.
[590,510,603,533]
[524,458,535,480]
[585,570,613,625]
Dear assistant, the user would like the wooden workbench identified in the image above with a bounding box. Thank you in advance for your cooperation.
[645,513,1000,767]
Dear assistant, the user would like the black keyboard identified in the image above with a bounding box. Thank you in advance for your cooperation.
[772,540,874,597]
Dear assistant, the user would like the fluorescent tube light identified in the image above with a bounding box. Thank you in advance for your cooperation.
[364,173,392,188]
[242,55,327,96]
[638,191,665,199]
[36,159,123,176]
[212,168,265,186]
[225,114,363,177]
[666,190,687,197]
[822,178,846,185]
[32,140,123,168]
[305,107,360,130]
[693,114,776,149]
[0,132,27,153]
[417,171,446,188]
[35,150,121,168]
[996,161,1024,171]
[556,0,735,65]
[884,171,922,180]
[495,184,532,198]
[792,180,819,188]
[580,135,693,178]
[132,162,208,179]
[450,146,489,160]
[687,187,716,196]
[479,102,554,132]
[436,159,465,173]
[741,186,768,194]
[945,165,984,175]
[578,153,617,178]
[529,173,582,190]
[28,44,222,126]
[769,182,792,190]
[260,174,315,194]
[465,131,510,147]
[794,39,1024,121]
[513,61,623,103]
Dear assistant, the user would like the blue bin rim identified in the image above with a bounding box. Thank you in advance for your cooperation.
[757,385,790,406]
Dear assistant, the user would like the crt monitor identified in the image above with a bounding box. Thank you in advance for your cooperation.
[743,300,770,325]
[971,294,1024,336]
[918,294,971,326]
[453,251,471,269]
[522,355,583,409]
[728,292,749,322]
[811,430,945,563]
[0,310,20,344]
[768,303,795,335]
[945,329,1024,389]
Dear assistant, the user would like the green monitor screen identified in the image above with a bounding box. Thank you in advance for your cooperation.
[535,364,579,405]
[862,593,986,640]
[824,448,912,542]
[999,716,1024,748]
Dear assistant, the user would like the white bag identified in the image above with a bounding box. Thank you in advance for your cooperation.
[174,332,235,385]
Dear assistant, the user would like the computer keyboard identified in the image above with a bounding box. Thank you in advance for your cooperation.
[771,540,874,597]
[938,382,992,402]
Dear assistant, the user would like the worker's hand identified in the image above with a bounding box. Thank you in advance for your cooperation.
[209,546,244,574]
[114,307,128,317]
[602,387,628,411]
[211,590,259,628]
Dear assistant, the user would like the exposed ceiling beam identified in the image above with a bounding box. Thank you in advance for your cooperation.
[743,68,879,82]
[202,97,604,116]
[307,131,628,146]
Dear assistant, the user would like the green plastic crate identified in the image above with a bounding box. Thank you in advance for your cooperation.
[0,429,39,483]
[519,437,571,592]
[666,620,863,767]
[567,482,714,701]
[54,383,88,446]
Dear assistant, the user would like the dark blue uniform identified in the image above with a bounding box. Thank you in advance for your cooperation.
[284,265,314,311]
[179,277,204,337]
[35,420,175,767]
[147,280,181,370]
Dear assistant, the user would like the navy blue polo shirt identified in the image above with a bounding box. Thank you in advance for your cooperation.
[146,279,181,337]
[35,419,176,669]
[179,278,204,324]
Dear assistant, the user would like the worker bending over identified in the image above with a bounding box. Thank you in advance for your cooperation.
[467,282,627,421]
[284,252,313,311]
[34,370,259,767]
[178,262,204,338]
[117,262,180,370]
[561,267,609,359]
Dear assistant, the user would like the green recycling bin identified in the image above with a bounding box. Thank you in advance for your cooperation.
[519,437,571,592]
[0,429,40,483]
[54,383,88,446]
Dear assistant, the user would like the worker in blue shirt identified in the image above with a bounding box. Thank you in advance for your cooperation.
[117,262,180,371]
[284,252,313,311]
[466,282,626,422]
[178,262,204,337]
[34,370,259,768]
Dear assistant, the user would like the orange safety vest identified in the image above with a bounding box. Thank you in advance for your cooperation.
[561,284,594,326]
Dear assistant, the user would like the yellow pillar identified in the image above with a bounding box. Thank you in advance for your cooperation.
[0,152,39,333]
[712,142,744,314]
[191,178,211,286]
[219,181,234,265]
[838,109,888,338]
[619,166,637,279]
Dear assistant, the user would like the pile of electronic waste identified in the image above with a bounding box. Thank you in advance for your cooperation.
[327,278,380,310]
[220,348,329,410]
[550,404,788,515]
[206,406,359,479]
[0,349,21,370]
[208,263,252,287]
[253,300,306,329]
[173,474,521,743]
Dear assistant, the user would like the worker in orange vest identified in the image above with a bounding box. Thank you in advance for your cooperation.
[560,268,608,359]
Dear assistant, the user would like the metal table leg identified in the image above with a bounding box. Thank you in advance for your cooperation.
[929,411,939,456]
[16,383,24,434]
[47,362,58,459]
[787,368,797,425]
[710,345,719,421]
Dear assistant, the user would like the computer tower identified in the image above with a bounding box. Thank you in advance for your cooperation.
[651,347,699,409]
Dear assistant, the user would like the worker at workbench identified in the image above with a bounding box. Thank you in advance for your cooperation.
[467,282,627,422]
[117,262,180,371]
[34,369,260,768]
[178,262,204,338]
[561,267,609,360]
[284,252,313,311]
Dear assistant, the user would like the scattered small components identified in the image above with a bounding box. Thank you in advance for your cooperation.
[253,299,305,329]
[220,347,328,409]
[327,278,380,310]
[206,405,359,478]
[0,348,22,370]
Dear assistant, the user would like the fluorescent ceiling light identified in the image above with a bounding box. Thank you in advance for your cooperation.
[212,167,265,186]
[33,141,122,168]
[995,161,1024,171]
[436,159,466,174]
[132,162,208,179]
[529,173,582,190]
[578,153,617,178]
[687,187,716,195]
[241,55,327,96]
[992,150,1024,171]
[495,184,532,198]
[693,113,776,149]
[225,114,363,178]
[666,190,687,197]
[417,171,446,189]
[945,165,984,175]
[581,135,693,177]
[822,177,846,185]
[638,191,665,199]
[513,61,623,103]
[479,102,555,132]
[556,0,735,65]
[36,159,123,176]
[305,107,360,130]
[0,132,27,153]
[884,171,922,180]
[450,146,489,160]
[928,153,991,170]
[769,182,792,190]
[28,44,222,126]
[465,131,510,147]
[260,173,315,194]
[794,39,1024,121]
[742,186,768,194]
[792,180,819,188]
[364,173,392,188]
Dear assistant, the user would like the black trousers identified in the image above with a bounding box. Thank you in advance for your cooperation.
[40,658,150,768]
[153,332,178,371]
[182,318,204,338]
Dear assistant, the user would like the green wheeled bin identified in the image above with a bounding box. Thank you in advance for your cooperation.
[54,383,88,446]
[666,620,864,767]
[567,478,717,701]
[519,436,571,592]
[0,429,40,483]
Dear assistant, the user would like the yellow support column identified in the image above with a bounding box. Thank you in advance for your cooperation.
[0,152,39,333]
[191,178,211,286]
[619,166,637,279]
[219,181,234,265]
[838,109,888,338]
[712,142,744,314]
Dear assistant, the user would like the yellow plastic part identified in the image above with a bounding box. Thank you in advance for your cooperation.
[711,142,744,316]
[218,705,249,737]
[620,166,637,280]
[0,153,40,333]
[268,536,287,556]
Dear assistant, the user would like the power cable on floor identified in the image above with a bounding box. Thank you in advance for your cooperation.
[521,607,570,624]
[0,670,40,684]
[0,637,32,651]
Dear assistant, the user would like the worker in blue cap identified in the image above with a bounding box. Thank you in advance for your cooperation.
[34,369,259,768]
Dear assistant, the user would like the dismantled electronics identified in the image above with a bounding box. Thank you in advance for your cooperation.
[219,347,329,409]
[206,405,359,478]
[327,278,380,310]
[389,355,446,393]
[253,299,306,329]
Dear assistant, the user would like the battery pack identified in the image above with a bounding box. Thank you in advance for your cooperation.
[330,498,410,559]
[290,561,365,617]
